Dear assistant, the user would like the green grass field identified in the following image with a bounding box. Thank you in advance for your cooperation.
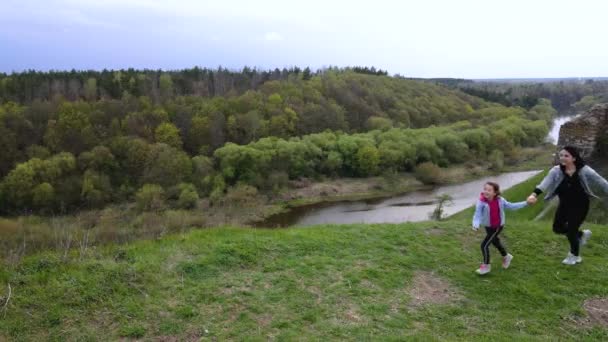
[1,170,608,341]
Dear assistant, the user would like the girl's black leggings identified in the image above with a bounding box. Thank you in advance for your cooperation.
[481,226,507,264]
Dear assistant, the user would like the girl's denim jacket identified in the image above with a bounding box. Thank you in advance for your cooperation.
[472,196,527,229]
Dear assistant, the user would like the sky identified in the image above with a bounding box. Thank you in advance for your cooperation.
[1,0,607,78]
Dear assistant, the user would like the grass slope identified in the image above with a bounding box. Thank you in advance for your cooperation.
[1,169,608,341]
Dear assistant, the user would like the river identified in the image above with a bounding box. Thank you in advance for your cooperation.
[258,170,541,227]
[257,114,576,228]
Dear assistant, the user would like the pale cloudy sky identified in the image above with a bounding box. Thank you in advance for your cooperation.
[1,0,607,78]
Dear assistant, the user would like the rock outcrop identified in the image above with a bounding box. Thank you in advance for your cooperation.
[558,103,608,159]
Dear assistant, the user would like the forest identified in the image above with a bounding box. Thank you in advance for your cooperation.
[0,68,555,214]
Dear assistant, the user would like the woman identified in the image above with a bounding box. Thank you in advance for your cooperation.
[528,146,608,265]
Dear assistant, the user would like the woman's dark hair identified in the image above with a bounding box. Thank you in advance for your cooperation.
[561,145,586,169]
[485,182,501,196]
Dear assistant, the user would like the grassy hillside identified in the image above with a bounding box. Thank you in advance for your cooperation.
[2,170,608,340]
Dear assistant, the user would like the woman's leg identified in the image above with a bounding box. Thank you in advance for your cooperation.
[552,202,569,235]
[566,200,590,256]
[566,229,581,256]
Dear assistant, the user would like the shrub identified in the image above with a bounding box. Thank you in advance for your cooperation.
[177,183,199,209]
[414,162,444,185]
[489,150,504,171]
[135,184,165,211]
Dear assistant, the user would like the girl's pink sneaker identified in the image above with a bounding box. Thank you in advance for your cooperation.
[502,254,513,269]
[476,264,491,275]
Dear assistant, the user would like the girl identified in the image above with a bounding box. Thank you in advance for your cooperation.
[527,146,608,265]
[472,181,530,275]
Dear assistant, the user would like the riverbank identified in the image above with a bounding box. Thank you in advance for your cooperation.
[257,170,542,227]
[253,144,555,224]
[0,145,555,260]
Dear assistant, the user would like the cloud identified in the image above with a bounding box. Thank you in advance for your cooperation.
[59,9,122,29]
[0,1,121,30]
[264,32,283,41]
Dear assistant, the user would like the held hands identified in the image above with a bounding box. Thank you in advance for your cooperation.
[472,225,479,232]
[526,194,537,205]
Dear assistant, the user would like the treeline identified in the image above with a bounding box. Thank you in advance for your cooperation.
[0,66,304,103]
[5,66,606,115]
[457,80,608,113]
[0,78,554,214]
[0,66,389,104]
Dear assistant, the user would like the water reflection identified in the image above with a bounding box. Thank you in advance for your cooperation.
[258,170,541,227]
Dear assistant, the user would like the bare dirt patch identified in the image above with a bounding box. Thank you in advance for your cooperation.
[154,332,202,342]
[408,271,461,308]
[331,302,364,325]
[425,227,445,236]
[583,298,608,327]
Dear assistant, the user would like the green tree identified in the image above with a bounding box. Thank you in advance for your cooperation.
[323,150,343,176]
[143,144,192,188]
[159,73,174,102]
[527,98,555,120]
[226,110,262,145]
[414,139,442,164]
[521,120,549,146]
[84,78,97,101]
[110,137,151,185]
[461,128,491,156]
[26,145,51,160]
[44,102,97,154]
[81,169,112,207]
[32,182,55,210]
[435,133,469,164]
[177,183,199,209]
[1,162,36,209]
[155,122,183,148]
[213,143,269,185]
[365,116,393,131]
[191,155,214,194]
[573,95,600,113]
[0,122,18,176]
[302,67,312,80]
[186,115,211,155]
[78,146,118,175]
[1,152,77,212]
[355,145,380,176]
[123,108,169,141]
